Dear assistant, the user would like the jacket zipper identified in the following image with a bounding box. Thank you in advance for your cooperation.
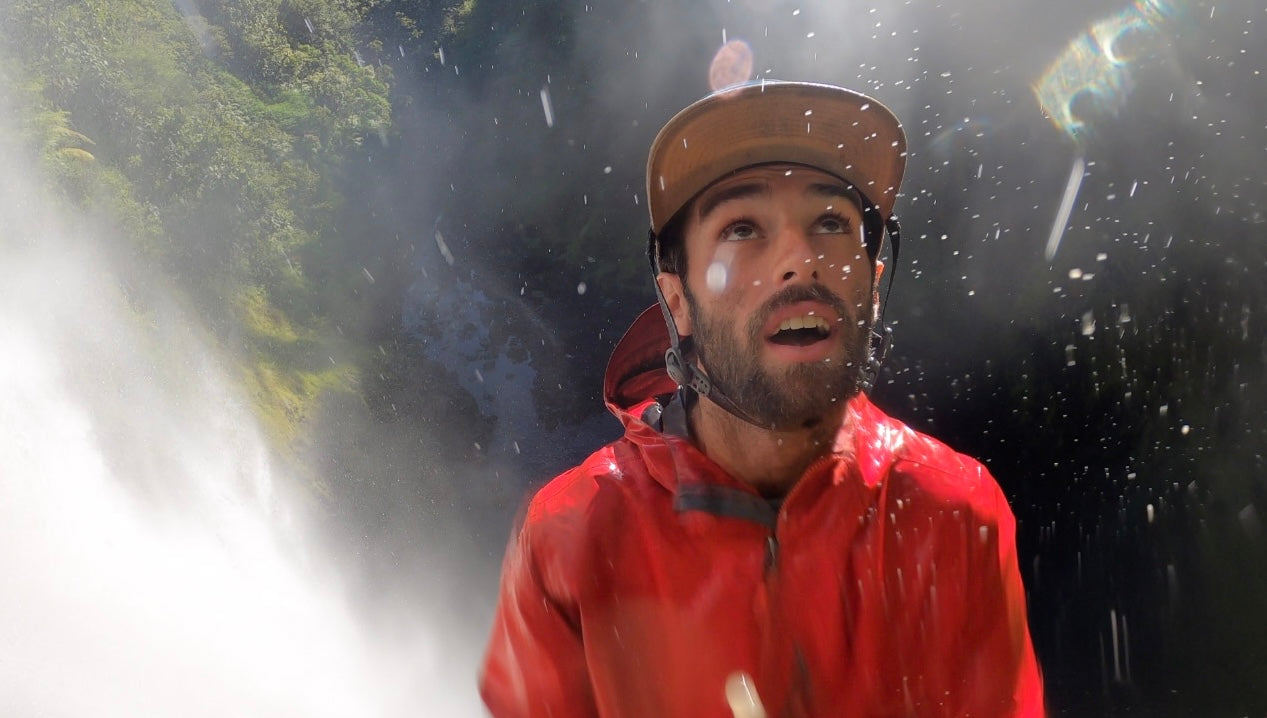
[764,452,837,575]
[756,453,838,715]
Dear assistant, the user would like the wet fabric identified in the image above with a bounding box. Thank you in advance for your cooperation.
[480,306,1044,717]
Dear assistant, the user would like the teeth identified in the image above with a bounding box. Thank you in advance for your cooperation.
[777,315,830,332]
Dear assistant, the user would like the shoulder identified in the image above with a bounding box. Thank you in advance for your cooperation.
[862,413,1022,574]
[527,441,635,522]
[865,407,1014,528]
[519,437,658,555]
[893,426,994,495]
[511,439,657,601]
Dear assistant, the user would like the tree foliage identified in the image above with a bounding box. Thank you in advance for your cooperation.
[0,0,401,443]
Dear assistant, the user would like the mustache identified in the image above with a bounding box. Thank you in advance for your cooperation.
[749,284,852,336]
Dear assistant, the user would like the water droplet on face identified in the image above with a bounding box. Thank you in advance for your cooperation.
[706,261,729,293]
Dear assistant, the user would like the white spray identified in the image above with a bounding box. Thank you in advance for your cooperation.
[0,93,484,718]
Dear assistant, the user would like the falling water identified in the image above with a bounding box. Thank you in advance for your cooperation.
[0,96,482,718]
[1044,156,1086,261]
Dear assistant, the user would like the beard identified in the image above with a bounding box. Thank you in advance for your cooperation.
[686,283,873,431]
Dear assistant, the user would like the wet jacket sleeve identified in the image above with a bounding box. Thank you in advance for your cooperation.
[479,517,597,718]
[955,482,1046,717]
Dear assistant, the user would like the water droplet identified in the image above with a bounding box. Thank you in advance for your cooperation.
[706,261,729,292]
[540,86,555,128]
[434,230,454,266]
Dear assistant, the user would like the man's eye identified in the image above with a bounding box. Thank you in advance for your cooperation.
[813,214,852,235]
[720,220,759,242]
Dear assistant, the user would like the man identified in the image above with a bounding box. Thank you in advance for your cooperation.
[480,81,1044,717]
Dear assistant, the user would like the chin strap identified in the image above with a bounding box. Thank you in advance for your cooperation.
[647,211,903,426]
[860,325,892,394]
[648,230,770,428]
[860,214,902,393]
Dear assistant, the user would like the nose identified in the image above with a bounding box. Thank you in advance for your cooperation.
[771,222,819,285]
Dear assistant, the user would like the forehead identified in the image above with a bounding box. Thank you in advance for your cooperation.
[692,164,862,222]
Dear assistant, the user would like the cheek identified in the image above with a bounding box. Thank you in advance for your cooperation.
[822,251,873,302]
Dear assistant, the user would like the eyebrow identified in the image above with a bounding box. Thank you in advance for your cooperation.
[696,182,768,222]
[807,182,856,202]
[695,180,857,222]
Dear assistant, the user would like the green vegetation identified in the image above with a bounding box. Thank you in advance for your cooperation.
[1,0,639,457]
[0,0,460,449]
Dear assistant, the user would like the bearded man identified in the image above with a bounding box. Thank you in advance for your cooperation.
[479,81,1045,718]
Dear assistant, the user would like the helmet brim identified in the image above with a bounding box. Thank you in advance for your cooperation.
[646,81,907,235]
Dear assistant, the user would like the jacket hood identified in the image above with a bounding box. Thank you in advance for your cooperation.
[603,305,679,421]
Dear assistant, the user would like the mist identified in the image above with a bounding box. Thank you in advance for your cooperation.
[0,96,483,716]
[3,0,1265,714]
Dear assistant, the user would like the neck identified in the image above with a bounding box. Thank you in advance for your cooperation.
[687,395,848,499]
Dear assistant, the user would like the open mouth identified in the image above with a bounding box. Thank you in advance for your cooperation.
[767,315,831,346]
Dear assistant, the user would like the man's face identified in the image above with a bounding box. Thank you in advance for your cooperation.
[658,164,879,430]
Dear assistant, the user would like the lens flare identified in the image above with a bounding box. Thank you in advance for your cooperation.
[709,40,754,92]
[1033,0,1179,139]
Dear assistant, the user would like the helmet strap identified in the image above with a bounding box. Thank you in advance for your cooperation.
[861,214,901,392]
[648,229,771,428]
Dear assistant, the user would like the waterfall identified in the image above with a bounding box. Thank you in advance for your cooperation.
[0,99,483,718]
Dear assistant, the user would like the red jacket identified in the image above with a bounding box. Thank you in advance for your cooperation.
[480,307,1044,717]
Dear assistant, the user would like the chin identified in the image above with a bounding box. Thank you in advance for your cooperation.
[758,379,859,431]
